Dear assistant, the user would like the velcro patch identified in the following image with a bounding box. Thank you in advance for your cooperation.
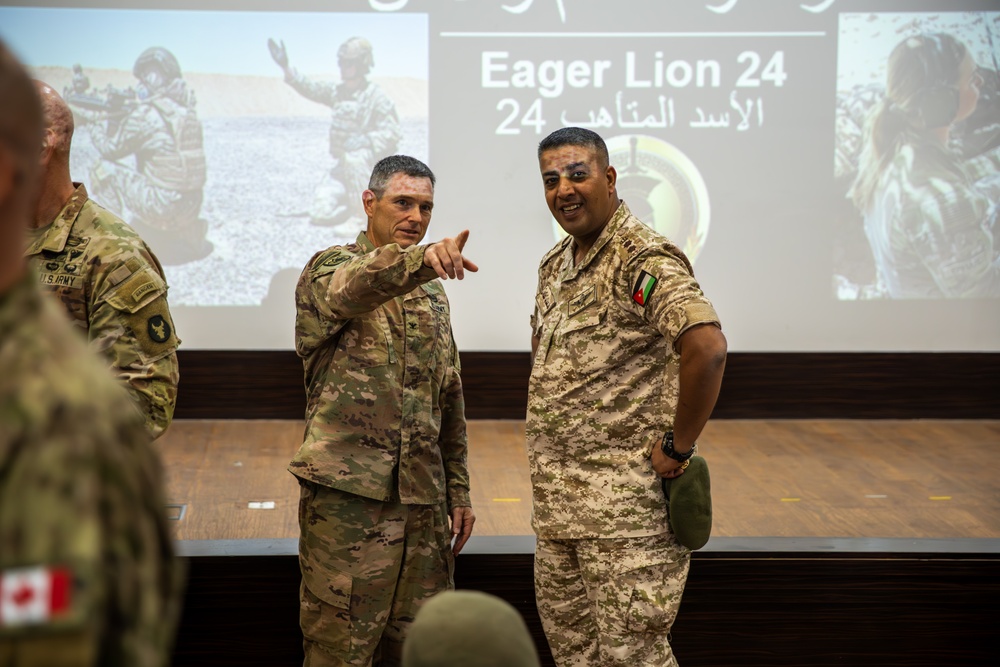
[125,299,178,361]
[0,565,73,628]
[632,270,657,307]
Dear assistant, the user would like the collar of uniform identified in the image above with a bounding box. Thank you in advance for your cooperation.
[356,230,376,252]
[559,200,632,281]
[24,183,89,257]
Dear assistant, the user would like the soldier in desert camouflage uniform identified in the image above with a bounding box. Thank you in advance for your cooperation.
[527,128,727,667]
[269,36,402,233]
[292,155,476,666]
[85,47,210,262]
[851,33,1000,298]
[0,39,183,667]
[26,81,179,440]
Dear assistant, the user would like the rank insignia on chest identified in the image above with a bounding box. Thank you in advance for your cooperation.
[632,270,657,306]
[0,565,73,627]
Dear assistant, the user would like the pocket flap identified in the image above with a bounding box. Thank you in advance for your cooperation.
[561,305,605,335]
[102,266,167,314]
[301,563,353,611]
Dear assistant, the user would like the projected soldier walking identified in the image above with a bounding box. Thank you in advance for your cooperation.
[269,36,402,234]
[290,155,476,666]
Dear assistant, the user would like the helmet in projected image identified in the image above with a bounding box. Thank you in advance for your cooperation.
[133,47,183,83]
[890,33,965,129]
[338,37,374,74]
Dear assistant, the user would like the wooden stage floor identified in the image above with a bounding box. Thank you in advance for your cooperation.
[159,419,1000,543]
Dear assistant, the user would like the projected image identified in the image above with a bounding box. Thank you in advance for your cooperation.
[0,8,428,307]
[833,12,1000,300]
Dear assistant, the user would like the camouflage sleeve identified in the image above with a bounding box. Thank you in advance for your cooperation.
[0,316,182,664]
[284,68,338,106]
[907,178,1000,297]
[365,88,402,156]
[306,243,439,323]
[87,105,160,162]
[438,343,471,510]
[961,143,1000,182]
[621,249,720,350]
[89,254,180,440]
[0,418,182,666]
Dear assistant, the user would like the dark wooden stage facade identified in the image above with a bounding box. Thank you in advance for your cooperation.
[166,351,1000,667]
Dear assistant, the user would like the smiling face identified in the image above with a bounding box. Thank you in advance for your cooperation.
[363,172,434,249]
[539,144,619,252]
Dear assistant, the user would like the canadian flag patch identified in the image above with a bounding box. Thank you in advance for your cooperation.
[0,565,72,627]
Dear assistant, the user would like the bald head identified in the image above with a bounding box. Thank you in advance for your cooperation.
[35,80,74,160]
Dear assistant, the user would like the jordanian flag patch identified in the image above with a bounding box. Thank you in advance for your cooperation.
[0,565,72,627]
[632,270,657,306]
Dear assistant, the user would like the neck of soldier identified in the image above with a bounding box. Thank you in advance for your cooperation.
[31,159,75,230]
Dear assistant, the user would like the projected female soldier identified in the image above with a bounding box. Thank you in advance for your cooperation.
[851,33,1000,298]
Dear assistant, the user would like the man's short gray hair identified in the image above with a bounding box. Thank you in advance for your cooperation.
[368,155,435,198]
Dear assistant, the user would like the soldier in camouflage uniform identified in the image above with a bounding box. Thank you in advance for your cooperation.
[851,33,1000,298]
[269,36,402,233]
[85,47,210,263]
[292,155,477,666]
[26,81,180,440]
[0,39,183,667]
[528,128,727,667]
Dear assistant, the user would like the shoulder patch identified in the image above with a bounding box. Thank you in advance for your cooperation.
[125,299,179,362]
[310,247,355,276]
[0,565,75,629]
[632,270,658,307]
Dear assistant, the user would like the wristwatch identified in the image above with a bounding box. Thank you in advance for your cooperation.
[660,431,693,463]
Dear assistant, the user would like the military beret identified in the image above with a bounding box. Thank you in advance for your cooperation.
[403,590,540,667]
[663,455,713,550]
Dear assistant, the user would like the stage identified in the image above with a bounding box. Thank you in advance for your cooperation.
[161,418,1000,667]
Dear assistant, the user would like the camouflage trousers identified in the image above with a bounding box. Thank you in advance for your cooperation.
[90,160,203,233]
[297,479,455,667]
[534,534,690,667]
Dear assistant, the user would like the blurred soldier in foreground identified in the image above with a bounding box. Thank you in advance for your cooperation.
[80,46,210,263]
[269,36,402,233]
[292,155,475,665]
[27,80,180,440]
[528,127,727,666]
[402,591,540,667]
[0,39,183,667]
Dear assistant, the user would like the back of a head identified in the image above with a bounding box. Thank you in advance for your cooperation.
[886,32,966,129]
[0,39,43,243]
[403,591,540,667]
[0,40,43,173]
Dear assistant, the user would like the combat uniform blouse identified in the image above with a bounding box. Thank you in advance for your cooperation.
[527,202,720,540]
[291,232,471,510]
[23,183,180,439]
[0,271,182,666]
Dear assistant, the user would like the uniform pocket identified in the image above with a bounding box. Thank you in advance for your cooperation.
[337,309,391,368]
[622,560,686,634]
[300,563,354,656]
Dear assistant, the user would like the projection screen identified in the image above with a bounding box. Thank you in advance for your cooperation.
[2,0,998,352]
